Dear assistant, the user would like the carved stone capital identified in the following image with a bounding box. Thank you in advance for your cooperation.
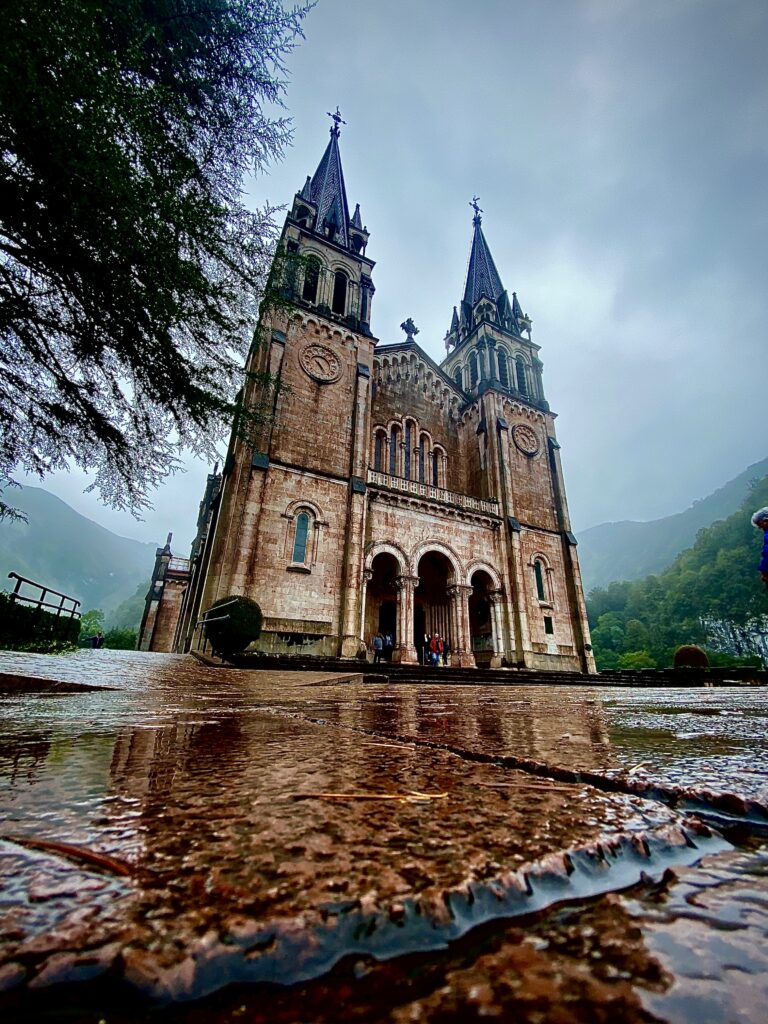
[362,569,374,583]
[394,574,420,593]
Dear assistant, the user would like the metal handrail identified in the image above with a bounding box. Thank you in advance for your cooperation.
[7,572,81,619]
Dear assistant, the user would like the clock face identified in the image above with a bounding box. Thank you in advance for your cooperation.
[512,423,540,457]
[299,343,342,383]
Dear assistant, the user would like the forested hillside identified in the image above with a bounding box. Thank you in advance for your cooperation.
[587,476,768,669]
[578,457,768,592]
[0,486,156,615]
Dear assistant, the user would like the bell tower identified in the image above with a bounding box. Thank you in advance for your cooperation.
[194,112,378,658]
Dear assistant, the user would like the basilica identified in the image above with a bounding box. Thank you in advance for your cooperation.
[139,114,595,673]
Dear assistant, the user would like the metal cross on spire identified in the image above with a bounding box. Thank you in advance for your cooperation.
[326,106,346,136]
[470,195,483,222]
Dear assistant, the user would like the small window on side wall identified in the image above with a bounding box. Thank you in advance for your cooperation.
[534,560,546,601]
[292,511,310,564]
[544,616,554,635]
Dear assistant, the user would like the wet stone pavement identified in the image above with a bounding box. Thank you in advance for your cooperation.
[0,651,767,1022]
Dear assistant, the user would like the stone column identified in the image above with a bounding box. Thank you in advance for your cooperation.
[447,584,475,668]
[392,575,419,664]
[360,568,373,648]
[488,590,505,668]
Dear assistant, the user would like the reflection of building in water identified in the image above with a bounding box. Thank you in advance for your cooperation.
[329,690,612,770]
[140,115,595,675]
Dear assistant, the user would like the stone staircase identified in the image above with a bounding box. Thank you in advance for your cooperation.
[230,653,767,687]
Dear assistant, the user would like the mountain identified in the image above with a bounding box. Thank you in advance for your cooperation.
[0,486,157,616]
[586,474,768,670]
[578,457,768,594]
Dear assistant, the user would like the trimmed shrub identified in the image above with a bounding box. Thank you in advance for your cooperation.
[673,644,710,670]
[204,595,263,657]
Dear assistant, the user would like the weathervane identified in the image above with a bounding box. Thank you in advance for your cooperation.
[400,318,419,341]
[470,195,483,221]
[326,106,346,136]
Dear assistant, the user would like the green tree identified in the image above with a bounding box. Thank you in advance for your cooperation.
[0,0,309,515]
[616,650,656,670]
[79,608,105,641]
[103,626,138,650]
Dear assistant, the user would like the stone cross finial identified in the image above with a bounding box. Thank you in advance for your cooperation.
[326,106,346,136]
[400,318,419,340]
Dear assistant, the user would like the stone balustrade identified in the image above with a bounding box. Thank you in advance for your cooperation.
[367,470,499,516]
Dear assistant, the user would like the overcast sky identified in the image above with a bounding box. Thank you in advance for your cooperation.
[28,0,768,550]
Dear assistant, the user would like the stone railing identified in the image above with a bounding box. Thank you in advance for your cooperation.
[367,470,499,516]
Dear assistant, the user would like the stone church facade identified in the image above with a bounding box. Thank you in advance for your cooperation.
[140,117,595,673]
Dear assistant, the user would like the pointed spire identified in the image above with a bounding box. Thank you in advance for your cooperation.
[305,110,351,247]
[450,305,459,331]
[300,175,312,200]
[351,202,363,230]
[462,200,505,307]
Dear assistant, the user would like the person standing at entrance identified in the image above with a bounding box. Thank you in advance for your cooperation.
[429,633,444,666]
[384,632,393,661]
[372,633,383,664]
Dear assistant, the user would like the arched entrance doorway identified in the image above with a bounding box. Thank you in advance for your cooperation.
[416,551,454,665]
[469,570,495,666]
[364,552,399,657]
[468,569,504,667]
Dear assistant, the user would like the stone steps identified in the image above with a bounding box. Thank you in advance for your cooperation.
[230,653,767,687]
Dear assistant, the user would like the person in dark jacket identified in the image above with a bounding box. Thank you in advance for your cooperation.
[752,507,768,588]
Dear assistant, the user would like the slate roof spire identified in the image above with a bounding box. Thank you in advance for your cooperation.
[308,109,351,248]
[462,198,505,307]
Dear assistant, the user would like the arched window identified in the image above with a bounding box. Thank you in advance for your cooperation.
[469,351,478,388]
[302,258,320,303]
[405,421,414,480]
[498,349,509,388]
[292,512,310,564]
[534,560,546,601]
[516,356,528,397]
[389,425,400,476]
[454,366,463,390]
[374,432,384,471]
[332,271,347,315]
[418,434,427,483]
[432,448,443,487]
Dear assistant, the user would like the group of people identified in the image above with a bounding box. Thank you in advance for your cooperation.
[370,631,452,666]
[370,632,394,664]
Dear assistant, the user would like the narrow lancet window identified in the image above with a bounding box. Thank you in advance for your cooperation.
[516,356,528,396]
[374,432,384,472]
[498,350,509,388]
[332,271,347,315]
[302,259,319,303]
[293,512,310,563]
[389,426,399,476]
[469,352,478,388]
[405,422,413,480]
[534,560,546,601]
